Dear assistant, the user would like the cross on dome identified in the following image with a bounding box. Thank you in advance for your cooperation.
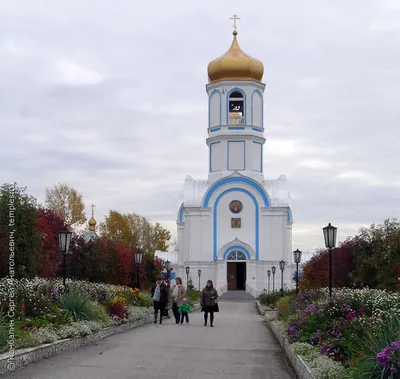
[230,14,240,34]
[88,203,97,231]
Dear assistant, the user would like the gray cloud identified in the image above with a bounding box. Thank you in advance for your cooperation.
[1,0,399,253]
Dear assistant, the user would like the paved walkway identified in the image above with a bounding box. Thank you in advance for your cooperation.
[4,302,294,379]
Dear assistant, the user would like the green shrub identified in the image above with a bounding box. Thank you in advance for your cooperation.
[0,312,8,350]
[137,292,153,307]
[276,296,295,319]
[258,292,281,307]
[59,292,107,322]
[42,305,73,326]
[186,290,201,303]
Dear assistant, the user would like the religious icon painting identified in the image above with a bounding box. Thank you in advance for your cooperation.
[231,218,241,228]
[229,200,243,214]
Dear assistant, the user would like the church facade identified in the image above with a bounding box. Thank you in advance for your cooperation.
[175,25,293,297]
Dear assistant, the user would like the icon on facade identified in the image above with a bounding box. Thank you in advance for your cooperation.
[229,200,243,214]
[231,218,241,228]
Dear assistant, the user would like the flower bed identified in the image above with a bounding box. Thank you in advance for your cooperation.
[267,288,400,379]
[0,277,153,354]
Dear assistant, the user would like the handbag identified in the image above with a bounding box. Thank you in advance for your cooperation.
[163,307,169,317]
[213,302,219,312]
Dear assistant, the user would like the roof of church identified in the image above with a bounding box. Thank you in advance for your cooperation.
[182,173,291,208]
[207,28,264,84]
[85,204,98,242]
[155,250,178,264]
[84,230,97,243]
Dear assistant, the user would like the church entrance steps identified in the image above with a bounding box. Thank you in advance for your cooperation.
[219,290,255,302]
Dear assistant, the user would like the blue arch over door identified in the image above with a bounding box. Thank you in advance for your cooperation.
[223,245,251,260]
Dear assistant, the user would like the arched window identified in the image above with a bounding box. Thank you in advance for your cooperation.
[226,250,247,260]
[228,91,244,125]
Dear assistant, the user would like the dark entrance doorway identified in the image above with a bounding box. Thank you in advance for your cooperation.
[227,262,246,290]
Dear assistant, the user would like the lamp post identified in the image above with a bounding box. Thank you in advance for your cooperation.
[271,266,276,292]
[323,223,337,297]
[198,269,201,290]
[165,260,171,282]
[267,270,271,293]
[279,260,285,296]
[293,249,302,294]
[58,228,72,289]
[185,266,190,288]
[135,249,143,289]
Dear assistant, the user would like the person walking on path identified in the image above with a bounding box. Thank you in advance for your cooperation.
[178,298,191,324]
[201,280,218,327]
[171,277,185,324]
[151,277,169,324]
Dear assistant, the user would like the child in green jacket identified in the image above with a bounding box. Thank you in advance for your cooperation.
[178,298,191,324]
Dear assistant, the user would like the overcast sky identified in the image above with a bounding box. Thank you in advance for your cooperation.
[1,0,400,253]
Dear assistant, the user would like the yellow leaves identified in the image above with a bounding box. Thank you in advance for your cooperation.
[99,211,171,252]
[109,296,127,307]
[45,183,86,227]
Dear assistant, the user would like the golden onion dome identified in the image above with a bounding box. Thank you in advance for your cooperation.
[207,30,264,84]
[88,216,97,231]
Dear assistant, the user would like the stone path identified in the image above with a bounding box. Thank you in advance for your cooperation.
[3,301,294,379]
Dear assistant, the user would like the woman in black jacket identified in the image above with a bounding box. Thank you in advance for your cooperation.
[200,280,218,327]
[150,277,169,324]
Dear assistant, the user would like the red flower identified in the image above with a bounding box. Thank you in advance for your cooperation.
[21,304,25,312]
[359,307,364,314]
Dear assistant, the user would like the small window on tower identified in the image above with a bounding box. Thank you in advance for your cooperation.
[228,91,244,125]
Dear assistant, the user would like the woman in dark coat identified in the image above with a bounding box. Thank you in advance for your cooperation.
[200,280,218,327]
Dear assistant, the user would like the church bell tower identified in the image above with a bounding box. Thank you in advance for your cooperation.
[206,15,266,183]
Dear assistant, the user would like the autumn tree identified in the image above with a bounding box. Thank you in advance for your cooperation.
[127,213,171,254]
[99,210,136,248]
[0,183,42,278]
[100,211,171,254]
[154,222,172,252]
[45,183,86,228]
[36,208,68,278]
[301,218,400,291]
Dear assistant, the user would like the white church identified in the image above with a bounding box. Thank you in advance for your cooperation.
[160,22,295,297]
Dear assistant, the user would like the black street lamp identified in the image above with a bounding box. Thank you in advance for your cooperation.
[293,249,302,294]
[279,260,285,296]
[58,228,72,289]
[135,249,143,289]
[323,223,337,297]
[198,269,201,290]
[271,266,276,292]
[267,269,271,293]
[165,260,171,282]
[185,265,190,288]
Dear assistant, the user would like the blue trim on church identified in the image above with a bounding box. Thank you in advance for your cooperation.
[251,89,263,127]
[223,245,251,260]
[202,176,270,208]
[252,141,263,173]
[213,187,259,261]
[287,208,292,224]
[208,89,222,128]
[177,203,184,223]
[209,141,220,172]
